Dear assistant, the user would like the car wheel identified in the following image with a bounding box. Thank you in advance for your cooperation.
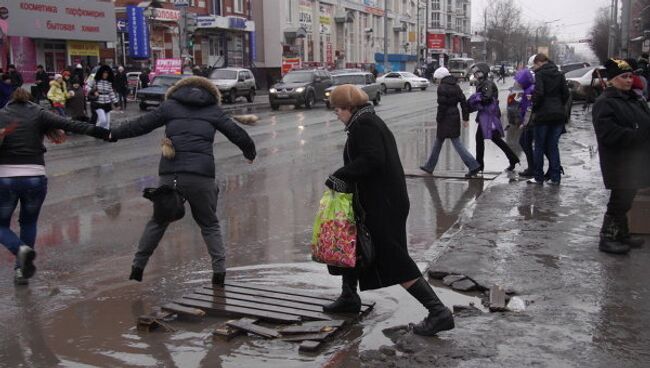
[246,88,255,103]
[229,89,237,104]
[304,92,315,109]
[139,102,147,111]
[271,103,279,111]
[404,83,412,92]
[373,92,381,106]
[381,84,387,94]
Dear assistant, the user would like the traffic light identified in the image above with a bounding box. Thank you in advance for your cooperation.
[187,32,194,49]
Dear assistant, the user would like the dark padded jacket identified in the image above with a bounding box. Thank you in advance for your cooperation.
[111,76,256,178]
[532,62,569,125]
[436,75,469,139]
[0,100,96,166]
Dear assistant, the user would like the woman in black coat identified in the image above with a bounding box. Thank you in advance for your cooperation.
[324,84,455,337]
[592,59,650,255]
[420,68,481,177]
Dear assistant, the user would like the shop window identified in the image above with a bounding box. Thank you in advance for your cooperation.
[234,0,244,14]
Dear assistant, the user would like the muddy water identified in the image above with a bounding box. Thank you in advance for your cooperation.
[0,84,511,367]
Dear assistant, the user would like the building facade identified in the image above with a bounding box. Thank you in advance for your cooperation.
[425,0,472,62]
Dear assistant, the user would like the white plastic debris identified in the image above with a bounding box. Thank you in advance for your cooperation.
[506,296,526,312]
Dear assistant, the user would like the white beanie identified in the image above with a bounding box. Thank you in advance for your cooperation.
[527,55,536,69]
[434,67,451,80]
[76,64,83,69]
[54,73,62,80]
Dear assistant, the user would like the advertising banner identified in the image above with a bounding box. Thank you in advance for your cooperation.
[0,0,116,42]
[319,4,332,34]
[155,58,182,74]
[282,57,301,75]
[127,5,150,59]
[427,33,445,49]
[67,40,100,57]
[299,0,313,33]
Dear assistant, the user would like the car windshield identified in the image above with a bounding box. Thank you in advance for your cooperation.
[282,72,313,83]
[448,60,469,70]
[210,70,238,80]
[152,76,182,87]
[565,67,592,78]
[333,75,367,85]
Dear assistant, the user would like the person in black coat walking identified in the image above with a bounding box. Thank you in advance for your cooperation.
[528,54,570,185]
[592,59,650,255]
[324,84,455,337]
[34,65,49,104]
[6,65,23,89]
[109,76,257,285]
[420,67,480,177]
[113,66,129,110]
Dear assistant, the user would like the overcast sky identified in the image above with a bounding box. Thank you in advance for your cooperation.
[471,0,611,43]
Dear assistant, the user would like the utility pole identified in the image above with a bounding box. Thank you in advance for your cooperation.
[383,0,389,73]
[416,0,420,68]
[483,8,487,62]
[608,0,619,58]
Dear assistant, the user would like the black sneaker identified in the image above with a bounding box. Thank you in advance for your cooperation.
[129,266,143,282]
[17,245,36,279]
[14,269,29,286]
[212,272,226,287]
[518,169,534,178]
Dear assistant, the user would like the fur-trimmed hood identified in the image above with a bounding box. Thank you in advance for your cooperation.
[165,76,222,105]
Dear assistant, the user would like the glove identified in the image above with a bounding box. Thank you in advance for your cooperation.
[325,175,353,193]
[89,126,111,140]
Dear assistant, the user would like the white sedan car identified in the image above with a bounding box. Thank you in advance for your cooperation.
[377,72,429,93]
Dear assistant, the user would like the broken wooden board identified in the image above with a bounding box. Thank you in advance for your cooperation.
[299,340,323,352]
[137,311,176,333]
[403,169,500,180]
[176,298,301,323]
[161,303,206,318]
[489,286,507,312]
[183,293,334,321]
[226,319,280,339]
[279,320,346,335]
[195,288,327,313]
[280,332,334,342]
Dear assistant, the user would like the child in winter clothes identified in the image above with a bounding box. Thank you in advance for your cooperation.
[47,74,68,117]
[66,78,88,122]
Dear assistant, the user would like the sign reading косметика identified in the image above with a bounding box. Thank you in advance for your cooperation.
[0,0,116,42]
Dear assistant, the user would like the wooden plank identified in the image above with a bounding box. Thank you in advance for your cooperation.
[224,281,375,308]
[299,340,323,352]
[194,288,327,313]
[183,293,333,321]
[403,170,499,180]
[175,298,301,324]
[279,320,347,335]
[280,332,333,342]
[213,318,257,341]
[161,303,206,318]
[489,286,507,312]
[205,285,371,314]
[226,319,280,339]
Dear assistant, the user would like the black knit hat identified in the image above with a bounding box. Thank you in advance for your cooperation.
[605,58,633,79]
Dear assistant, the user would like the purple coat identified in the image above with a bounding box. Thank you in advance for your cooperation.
[468,92,504,139]
[514,69,535,121]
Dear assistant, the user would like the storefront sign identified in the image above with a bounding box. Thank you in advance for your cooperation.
[153,8,180,22]
[0,0,116,42]
[326,43,333,64]
[299,0,313,33]
[282,57,301,75]
[67,40,99,57]
[364,6,384,16]
[127,5,150,59]
[155,58,182,74]
[427,33,445,49]
[229,17,246,30]
[196,15,255,32]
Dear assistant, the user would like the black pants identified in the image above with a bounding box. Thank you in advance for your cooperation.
[606,189,638,218]
[117,90,128,109]
[475,128,519,169]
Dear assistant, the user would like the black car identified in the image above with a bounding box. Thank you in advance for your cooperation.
[138,74,188,111]
[269,70,333,110]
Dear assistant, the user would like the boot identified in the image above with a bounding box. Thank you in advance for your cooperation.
[129,266,143,282]
[14,268,29,286]
[617,216,645,248]
[323,273,361,313]
[212,272,226,287]
[465,167,481,178]
[17,245,36,279]
[599,215,630,254]
[407,278,455,336]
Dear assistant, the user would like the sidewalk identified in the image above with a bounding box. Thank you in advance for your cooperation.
[360,109,650,367]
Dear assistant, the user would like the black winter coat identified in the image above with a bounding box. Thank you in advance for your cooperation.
[436,76,469,139]
[592,87,650,189]
[330,105,421,291]
[111,77,256,178]
[113,72,129,93]
[532,62,570,125]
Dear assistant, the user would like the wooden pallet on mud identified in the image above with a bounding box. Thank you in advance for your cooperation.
[141,281,376,353]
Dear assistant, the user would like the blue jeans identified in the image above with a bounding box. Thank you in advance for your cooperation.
[533,124,564,182]
[422,137,480,172]
[0,176,48,265]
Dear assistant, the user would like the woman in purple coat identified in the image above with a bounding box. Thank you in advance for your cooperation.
[514,68,536,177]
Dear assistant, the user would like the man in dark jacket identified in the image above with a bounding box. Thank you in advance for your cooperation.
[528,54,569,185]
[110,76,256,285]
[34,65,49,104]
[592,59,650,254]
[113,66,129,110]
[139,68,150,89]
[7,65,23,89]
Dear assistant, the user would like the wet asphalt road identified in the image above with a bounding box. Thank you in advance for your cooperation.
[0,80,524,367]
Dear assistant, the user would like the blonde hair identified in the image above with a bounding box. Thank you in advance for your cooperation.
[329,84,369,110]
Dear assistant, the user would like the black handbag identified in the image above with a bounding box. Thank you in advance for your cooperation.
[353,187,375,269]
[143,178,186,224]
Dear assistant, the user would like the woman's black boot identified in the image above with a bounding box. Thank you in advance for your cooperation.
[323,273,361,313]
[407,278,455,336]
[599,215,630,254]
[617,215,644,248]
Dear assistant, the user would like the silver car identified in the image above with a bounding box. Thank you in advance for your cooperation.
[208,67,257,103]
[376,71,429,93]
[324,72,382,108]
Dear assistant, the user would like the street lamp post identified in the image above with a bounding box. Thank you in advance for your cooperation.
[383,1,389,73]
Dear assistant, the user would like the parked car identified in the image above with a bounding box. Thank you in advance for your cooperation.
[268,69,333,110]
[208,67,256,103]
[376,71,429,93]
[137,74,188,111]
[447,58,475,81]
[565,66,606,102]
[323,72,381,108]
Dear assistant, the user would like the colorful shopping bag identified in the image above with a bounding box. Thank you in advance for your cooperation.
[310,189,357,268]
